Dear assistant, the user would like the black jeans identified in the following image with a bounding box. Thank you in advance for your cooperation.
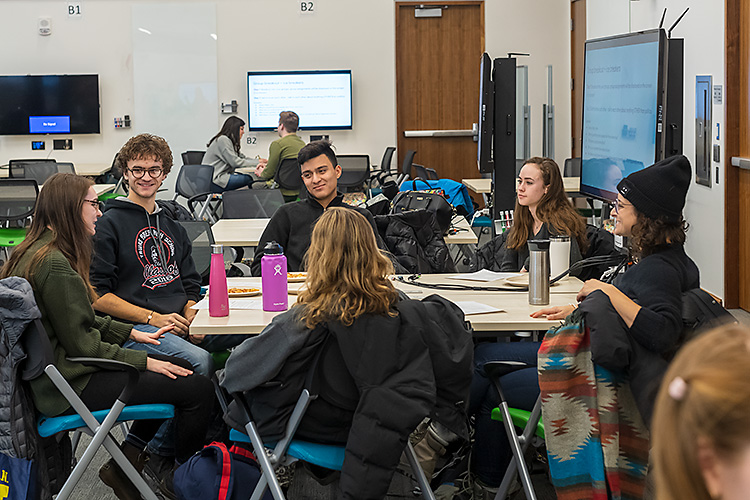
[67,354,214,463]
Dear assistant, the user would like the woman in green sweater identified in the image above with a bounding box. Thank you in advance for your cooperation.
[1,173,213,500]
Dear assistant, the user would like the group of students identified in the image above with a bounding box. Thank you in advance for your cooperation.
[3,122,745,500]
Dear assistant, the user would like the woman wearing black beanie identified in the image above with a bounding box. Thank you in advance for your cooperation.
[533,154,700,421]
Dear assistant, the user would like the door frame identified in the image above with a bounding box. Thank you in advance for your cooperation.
[724,0,743,308]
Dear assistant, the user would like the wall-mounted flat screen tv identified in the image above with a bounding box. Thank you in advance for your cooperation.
[247,70,352,131]
[580,29,668,201]
[0,74,101,135]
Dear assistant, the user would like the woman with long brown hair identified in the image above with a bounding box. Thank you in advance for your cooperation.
[222,207,472,499]
[501,156,587,272]
[1,173,213,500]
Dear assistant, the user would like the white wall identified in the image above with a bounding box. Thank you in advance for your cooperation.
[587,0,725,298]
[0,0,573,185]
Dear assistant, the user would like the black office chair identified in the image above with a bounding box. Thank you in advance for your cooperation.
[0,179,39,260]
[367,146,397,192]
[275,158,302,192]
[181,151,206,165]
[396,150,416,186]
[173,164,220,223]
[9,159,59,185]
[221,189,285,219]
[56,162,76,174]
[412,164,439,180]
[564,158,581,177]
[336,154,370,194]
[178,220,214,286]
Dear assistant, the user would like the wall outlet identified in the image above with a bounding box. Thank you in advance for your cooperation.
[53,139,73,150]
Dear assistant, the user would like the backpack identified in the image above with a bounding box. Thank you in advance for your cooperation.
[173,441,272,500]
[682,288,737,342]
[156,200,196,222]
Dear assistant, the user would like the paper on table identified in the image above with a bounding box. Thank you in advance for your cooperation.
[204,279,259,290]
[453,301,504,315]
[447,270,523,282]
[191,298,264,310]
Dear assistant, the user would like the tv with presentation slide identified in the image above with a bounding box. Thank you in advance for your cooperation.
[247,70,353,131]
[580,29,668,202]
[0,74,100,135]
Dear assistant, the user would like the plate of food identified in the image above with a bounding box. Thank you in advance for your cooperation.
[227,287,261,297]
[287,272,307,283]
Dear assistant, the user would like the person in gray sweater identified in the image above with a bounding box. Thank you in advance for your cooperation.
[203,116,258,192]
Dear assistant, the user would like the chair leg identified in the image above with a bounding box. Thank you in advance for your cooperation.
[493,399,539,500]
[244,420,286,500]
[405,441,437,500]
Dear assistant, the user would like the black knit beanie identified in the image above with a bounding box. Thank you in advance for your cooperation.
[616,155,691,223]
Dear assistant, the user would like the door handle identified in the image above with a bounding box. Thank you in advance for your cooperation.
[404,129,475,137]
[731,157,750,169]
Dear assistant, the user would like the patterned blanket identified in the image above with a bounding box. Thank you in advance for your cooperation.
[538,310,649,500]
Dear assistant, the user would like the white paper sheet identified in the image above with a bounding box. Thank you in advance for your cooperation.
[447,270,523,282]
[453,301,504,315]
[191,298,264,310]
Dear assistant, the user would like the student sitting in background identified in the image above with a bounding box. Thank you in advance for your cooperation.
[253,110,306,202]
[204,116,257,193]
[0,173,213,500]
[652,324,750,500]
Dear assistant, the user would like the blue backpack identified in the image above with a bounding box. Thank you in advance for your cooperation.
[174,441,271,500]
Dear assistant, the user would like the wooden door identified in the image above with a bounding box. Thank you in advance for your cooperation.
[725,0,749,309]
[571,0,586,158]
[395,2,484,186]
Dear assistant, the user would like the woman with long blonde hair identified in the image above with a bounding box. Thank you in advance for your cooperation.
[223,207,472,499]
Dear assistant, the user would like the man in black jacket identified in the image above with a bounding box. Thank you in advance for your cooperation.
[251,140,387,276]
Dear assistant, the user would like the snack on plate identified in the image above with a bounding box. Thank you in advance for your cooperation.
[287,272,307,282]
[227,287,260,294]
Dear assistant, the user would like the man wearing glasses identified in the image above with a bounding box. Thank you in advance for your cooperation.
[89,133,230,483]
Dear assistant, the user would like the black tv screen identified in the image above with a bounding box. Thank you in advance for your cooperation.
[477,53,494,174]
[247,70,352,131]
[0,74,101,135]
[580,29,667,201]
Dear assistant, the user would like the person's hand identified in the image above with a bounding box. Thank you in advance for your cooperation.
[576,279,609,303]
[189,334,206,344]
[254,165,265,177]
[150,312,190,337]
[146,357,193,379]
[530,304,576,321]
[183,305,197,324]
[258,158,268,167]
[129,325,174,345]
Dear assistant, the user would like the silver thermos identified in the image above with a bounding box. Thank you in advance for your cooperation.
[528,239,550,305]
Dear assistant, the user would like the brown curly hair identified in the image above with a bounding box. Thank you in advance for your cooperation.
[115,133,174,175]
[629,212,688,259]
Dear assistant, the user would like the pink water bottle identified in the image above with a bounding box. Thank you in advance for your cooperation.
[261,241,288,312]
[209,244,229,317]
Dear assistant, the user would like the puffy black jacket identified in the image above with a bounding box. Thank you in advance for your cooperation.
[375,210,456,274]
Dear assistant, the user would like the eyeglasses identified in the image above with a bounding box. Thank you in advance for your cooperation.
[128,167,163,178]
[83,198,104,211]
[613,199,631,214]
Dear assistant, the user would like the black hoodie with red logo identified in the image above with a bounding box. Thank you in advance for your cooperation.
[90,197,201,320]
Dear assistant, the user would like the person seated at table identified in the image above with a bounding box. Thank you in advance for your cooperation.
[91,133,246,483]
[250,139,387,276]
[204,116,258,193]
[223,207,473,499]
[652,324,750,500]
[469,155,699,496]
[252,110,306,202]
[500,156,587,272]
[0,173,214,500]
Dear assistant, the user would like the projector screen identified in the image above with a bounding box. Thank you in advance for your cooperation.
[580,30,667,201]
[247,70,352,131]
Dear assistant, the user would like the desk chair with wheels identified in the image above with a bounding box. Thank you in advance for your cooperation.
[396,150,416,186]
[173,164,221,223]
[9,159,59,185]
[56,162,76,174]
[178,220,214,285]
[181,150,206,166]
[13,295,175,500]
[483,361,544,500]
[274,158,302,197]
[367,146,396,195]
[336,154,371,194]
[221,189,285,219]
[412,164,439,181]
[220,329,437,500]
[0,179,39,259]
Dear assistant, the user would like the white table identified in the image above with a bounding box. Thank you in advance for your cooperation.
[190,275,582,335]
[462,177,581,194]
[445,215,478,245]
[93,184,116,196]
[211,218,270,248]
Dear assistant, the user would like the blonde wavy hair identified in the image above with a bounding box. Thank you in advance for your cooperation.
[297,207,397,329]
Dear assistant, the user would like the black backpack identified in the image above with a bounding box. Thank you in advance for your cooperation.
[682,288,737,342]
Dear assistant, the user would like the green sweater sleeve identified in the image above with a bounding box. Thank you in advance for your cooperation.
[36,254,147,371]
[260,140,282,180]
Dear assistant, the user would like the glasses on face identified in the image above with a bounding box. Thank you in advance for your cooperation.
[613,199,631,214]
[83,198,104,211]
[128,167,163,179]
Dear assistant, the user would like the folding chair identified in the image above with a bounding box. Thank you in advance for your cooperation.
[173,164,221,223]
[18,315,175,500]
[483,361,544,500]
[219,330,437,500]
